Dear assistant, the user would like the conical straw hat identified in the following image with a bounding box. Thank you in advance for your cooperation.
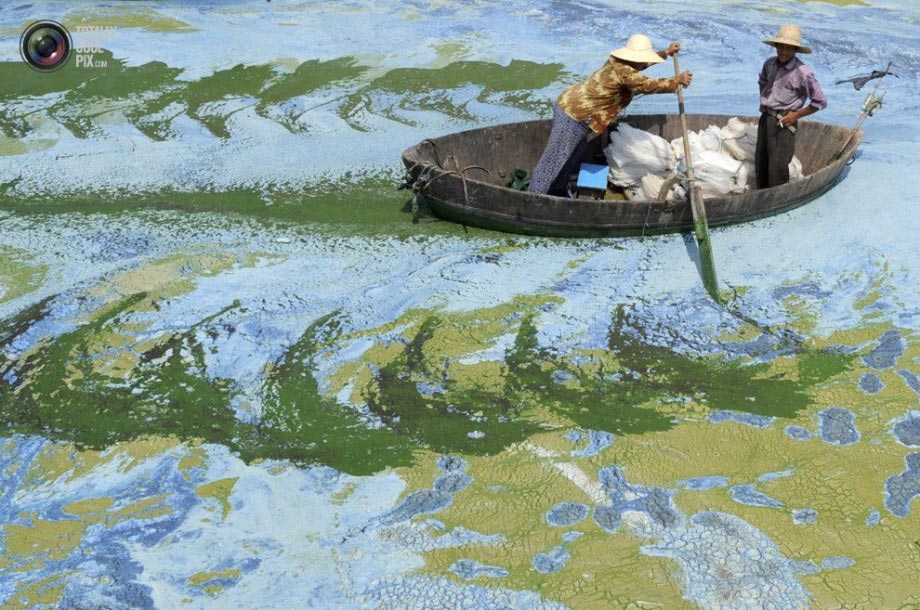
[763,24,812,54]
[611,34,665,64]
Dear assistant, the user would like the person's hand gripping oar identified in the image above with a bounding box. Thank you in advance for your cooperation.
[672,49,722,304]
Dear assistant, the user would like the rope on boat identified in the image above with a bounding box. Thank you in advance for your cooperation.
[641,206,652,237]
[398,139,445,218]
[656,172,685,202]
[398,138,493,218]
[423,162,493,205]
[398,140,442,187]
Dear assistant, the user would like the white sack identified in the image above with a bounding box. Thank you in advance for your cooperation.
[733,158,801,188]
[742,161,755,190]
[670,132,704,163]
[734,161,751,193]
[670,125,724,161]
[726,116,748,134]
[637,174,663,202]
[699,125,724,152]
[609,119,803,200]
[605,123,674,186]
[721,122,758,162]
[638,173,685,202]
[693,150,747,197]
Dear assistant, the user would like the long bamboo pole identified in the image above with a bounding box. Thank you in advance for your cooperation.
[673,52,721,304]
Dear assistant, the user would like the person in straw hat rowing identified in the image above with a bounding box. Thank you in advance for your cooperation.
[529,35,692,196]
[757,24,827,188]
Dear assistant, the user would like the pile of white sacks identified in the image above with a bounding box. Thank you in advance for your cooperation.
[604,117,803,201]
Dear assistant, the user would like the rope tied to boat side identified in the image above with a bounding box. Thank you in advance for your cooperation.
[398,138,492,215]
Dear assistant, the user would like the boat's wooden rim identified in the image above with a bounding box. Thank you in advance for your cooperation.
[400,114,862,237]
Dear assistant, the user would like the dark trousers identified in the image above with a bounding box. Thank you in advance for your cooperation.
[755,112,796,189]
[529,103,592,196]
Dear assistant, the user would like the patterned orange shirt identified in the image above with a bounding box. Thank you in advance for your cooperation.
[557,57,678,133]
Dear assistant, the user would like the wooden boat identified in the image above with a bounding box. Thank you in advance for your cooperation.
[400,114,862,237]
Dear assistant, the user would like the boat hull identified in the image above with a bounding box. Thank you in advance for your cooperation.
[401,114,861,237]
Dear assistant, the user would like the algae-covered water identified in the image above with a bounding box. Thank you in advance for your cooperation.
[1,1,919,608]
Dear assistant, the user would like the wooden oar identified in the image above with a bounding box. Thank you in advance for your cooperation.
[673,51,721,304]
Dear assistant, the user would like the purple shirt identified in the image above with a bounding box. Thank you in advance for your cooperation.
[759,57,827,112]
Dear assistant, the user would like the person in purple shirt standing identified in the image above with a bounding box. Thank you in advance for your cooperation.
[756,24,827,188]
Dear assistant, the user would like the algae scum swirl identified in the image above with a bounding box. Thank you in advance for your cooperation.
[2,0,920,608]
[0,293,854,474]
